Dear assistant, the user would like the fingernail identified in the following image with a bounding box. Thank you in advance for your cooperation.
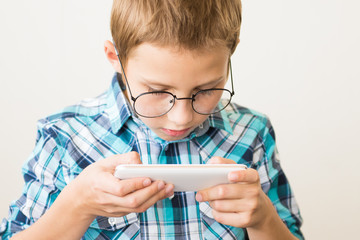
[229,172,238,182]
[143,178,151,187]
[165,184,174,195]
[196,193,203,202]
[158,181,165,190]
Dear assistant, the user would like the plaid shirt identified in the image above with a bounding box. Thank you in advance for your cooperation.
[1,74,303,239]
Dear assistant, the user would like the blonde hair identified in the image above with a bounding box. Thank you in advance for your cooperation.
[111,0,241,64]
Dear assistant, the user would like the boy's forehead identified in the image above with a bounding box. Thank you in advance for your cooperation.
[123,43,230,90]
[126,43,230,77]
[128,42,230,61]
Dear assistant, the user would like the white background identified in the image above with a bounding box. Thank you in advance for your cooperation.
[1,1,359,239]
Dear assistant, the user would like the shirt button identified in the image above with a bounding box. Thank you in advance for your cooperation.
[164,145,169,151]
[108,217,116,226]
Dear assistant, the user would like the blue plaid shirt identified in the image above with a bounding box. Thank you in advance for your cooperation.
[0,74,303,239]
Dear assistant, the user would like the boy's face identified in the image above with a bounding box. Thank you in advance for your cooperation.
[115,43,230,141]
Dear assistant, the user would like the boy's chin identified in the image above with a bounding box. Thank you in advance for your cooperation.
[158,133,187,142]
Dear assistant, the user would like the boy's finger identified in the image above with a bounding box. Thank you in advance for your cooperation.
[211,210,248,228]
[97,183,174,216]
[208,199,249,213]
[196,179,259,202]
[228,168,259,183]
[123,181,174,207]
[114,181,173,209]
[104,175,153,197]
[196,184,236,202]
[131,183,175,211]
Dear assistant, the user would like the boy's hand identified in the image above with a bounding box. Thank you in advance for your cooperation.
[195,157,273,229]
[64,152,174,221]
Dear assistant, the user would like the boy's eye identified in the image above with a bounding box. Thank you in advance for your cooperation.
[146,87,172,98]
[150,91,167,96]
[197,89,216,96]
[147,87,165,92]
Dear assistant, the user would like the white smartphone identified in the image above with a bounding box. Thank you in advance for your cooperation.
[114,164,247,192]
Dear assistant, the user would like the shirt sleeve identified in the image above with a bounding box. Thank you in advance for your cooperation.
[0,121,65,239]
[0,120,141,240]
[254,117,304,240]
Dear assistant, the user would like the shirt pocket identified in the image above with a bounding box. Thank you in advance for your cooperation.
[199,202,247,240]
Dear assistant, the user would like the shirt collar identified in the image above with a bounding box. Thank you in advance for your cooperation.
[207,109,234,135]
[105,73,234,136]
[105,73,133,134]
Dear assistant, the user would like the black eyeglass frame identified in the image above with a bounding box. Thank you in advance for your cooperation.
[113,44,235,118]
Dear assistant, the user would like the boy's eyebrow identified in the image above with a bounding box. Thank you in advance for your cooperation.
[140,76,225,89]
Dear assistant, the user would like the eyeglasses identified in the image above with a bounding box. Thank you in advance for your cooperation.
[114,46,235,118]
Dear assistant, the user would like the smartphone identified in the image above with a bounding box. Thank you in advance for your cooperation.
[114,164,247,192]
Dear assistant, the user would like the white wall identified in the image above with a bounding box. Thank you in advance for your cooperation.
[1,1,359,239]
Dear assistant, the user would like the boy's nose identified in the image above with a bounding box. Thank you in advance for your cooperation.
[167,99,193,126]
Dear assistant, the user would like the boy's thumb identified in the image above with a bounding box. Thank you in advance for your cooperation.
[101,151,142,170]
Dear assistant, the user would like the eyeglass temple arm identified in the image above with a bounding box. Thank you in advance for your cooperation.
[229,60,235,96]
[112,41,136,100]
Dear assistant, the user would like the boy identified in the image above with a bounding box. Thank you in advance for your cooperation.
[0,0,303,239]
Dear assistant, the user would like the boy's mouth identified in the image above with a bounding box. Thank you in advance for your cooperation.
[161,128,191,137]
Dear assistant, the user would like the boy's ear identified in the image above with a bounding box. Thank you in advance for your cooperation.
[234,38,240,51]
[104,40,122,73]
